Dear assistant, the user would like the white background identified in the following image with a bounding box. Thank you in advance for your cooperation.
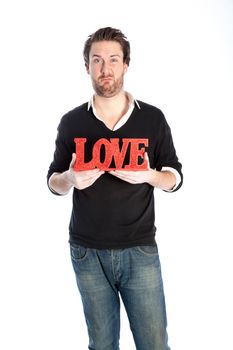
[1,0,233,349]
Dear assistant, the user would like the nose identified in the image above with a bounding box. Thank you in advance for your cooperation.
[100,61,110,75]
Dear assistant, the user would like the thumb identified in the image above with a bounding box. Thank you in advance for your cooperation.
[144,152,150,170]
[69,153,76,169]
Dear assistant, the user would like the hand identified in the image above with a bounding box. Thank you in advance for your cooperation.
[109,152,156,185]
[68,153,105,190]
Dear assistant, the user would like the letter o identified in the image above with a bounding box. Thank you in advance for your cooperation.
[92,138,113,170]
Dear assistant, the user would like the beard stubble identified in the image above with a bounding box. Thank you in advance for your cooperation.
[92,73,124,98]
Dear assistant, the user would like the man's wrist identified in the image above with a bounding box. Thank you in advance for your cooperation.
[148,169,176,191]
[49,171,73,195]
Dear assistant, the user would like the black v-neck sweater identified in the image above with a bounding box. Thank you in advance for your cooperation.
[47,101,183,249]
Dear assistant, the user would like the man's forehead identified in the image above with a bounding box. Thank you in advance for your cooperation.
[90,41,123,57]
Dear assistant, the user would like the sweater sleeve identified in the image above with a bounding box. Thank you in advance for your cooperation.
[154,114,183,192]
[47,116,73,194]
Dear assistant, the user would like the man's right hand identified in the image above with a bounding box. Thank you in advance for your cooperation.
[49,153,105,194]
[67,153,105,190]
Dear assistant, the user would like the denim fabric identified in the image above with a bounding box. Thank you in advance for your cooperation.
[70,244,170,350]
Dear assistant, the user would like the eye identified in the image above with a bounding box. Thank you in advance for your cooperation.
[111,58,118,63]
[93,58,102,64]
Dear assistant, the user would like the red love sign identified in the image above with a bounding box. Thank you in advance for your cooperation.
[74,138,149,171]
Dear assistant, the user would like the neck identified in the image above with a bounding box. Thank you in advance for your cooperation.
[93,90,128,114]
[93,90,129,130]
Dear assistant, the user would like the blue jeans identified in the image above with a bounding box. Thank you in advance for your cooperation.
[70,244,170,350]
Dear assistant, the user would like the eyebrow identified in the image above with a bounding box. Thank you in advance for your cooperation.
[91,54,121,58]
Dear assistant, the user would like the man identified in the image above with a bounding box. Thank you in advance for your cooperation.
[47,27,183,350]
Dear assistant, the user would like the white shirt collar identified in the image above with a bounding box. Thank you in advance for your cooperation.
[87,92,140,111]
[87,92,140,131]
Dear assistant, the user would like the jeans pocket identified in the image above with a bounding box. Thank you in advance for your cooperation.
[136,245,158,256]
[70,243,88,262]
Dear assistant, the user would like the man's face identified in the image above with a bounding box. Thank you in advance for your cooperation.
[86,40,128,98]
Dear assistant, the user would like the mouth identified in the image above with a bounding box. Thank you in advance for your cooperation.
[100,77,113,81]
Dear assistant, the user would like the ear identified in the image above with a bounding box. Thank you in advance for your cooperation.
[123,63,128,74]
[85,63,90,74]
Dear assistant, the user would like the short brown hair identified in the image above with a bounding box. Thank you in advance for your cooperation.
[83,27,130,66]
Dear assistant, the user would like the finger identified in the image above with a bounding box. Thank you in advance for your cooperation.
[144,152,150,169]
[87,170,105,180]
[109,171,122,179]
[70,153,76,168]
[108,170,126,178]
[74,168,104,175]
[84,169,105,175]
[82,171,105,186]
[80,170,104,181]
[109,170,133,176]
[109,170,136,178]
[109,171,135,182]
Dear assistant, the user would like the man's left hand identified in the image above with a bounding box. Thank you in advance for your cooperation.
[109,152,154,185]
[109,152,176,190]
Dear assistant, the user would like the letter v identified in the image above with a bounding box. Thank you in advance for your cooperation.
[110,138,131,169]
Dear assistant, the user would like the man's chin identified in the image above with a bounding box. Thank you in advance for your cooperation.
[93,81,123,98]
[99,91,118,98]
[94,87,117,98]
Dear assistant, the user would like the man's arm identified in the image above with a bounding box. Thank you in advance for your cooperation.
[49,153,105,194]
[109,168,176,191]
[109,152,177,191]
[145,168,176,190]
